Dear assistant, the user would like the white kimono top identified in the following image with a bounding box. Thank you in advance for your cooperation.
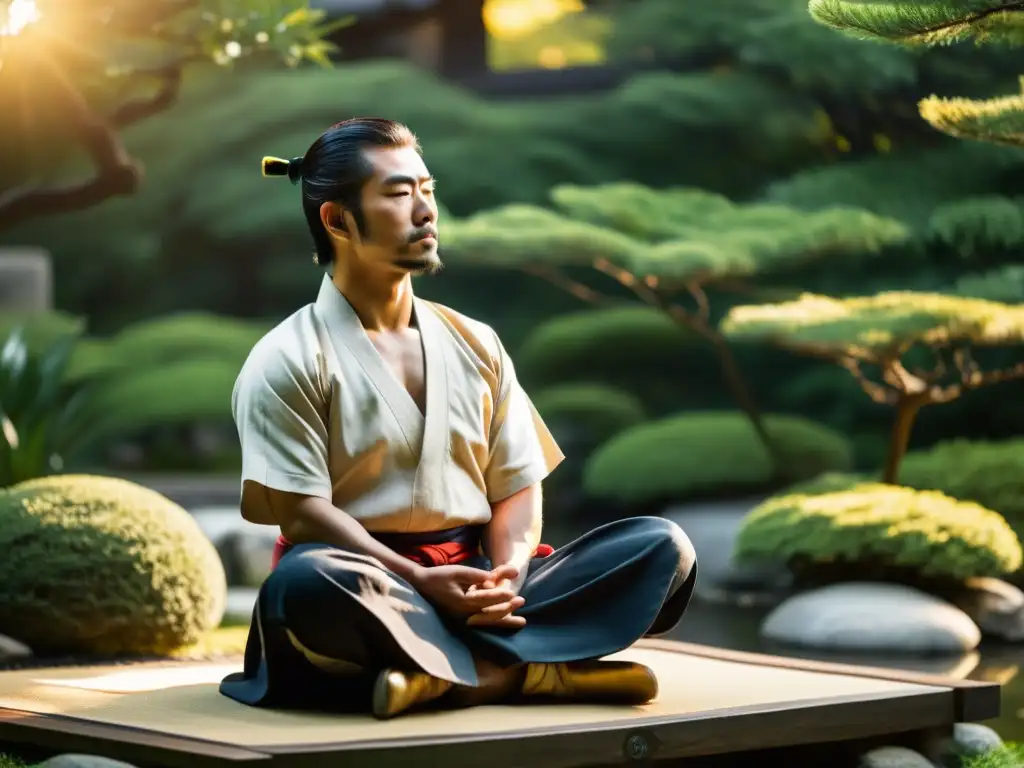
[233,275,564,532]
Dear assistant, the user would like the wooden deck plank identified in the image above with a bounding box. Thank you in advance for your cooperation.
[0,640,1000,768]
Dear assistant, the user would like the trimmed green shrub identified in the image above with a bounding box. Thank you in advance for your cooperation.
[581,411,854,505]
[78,312,271,380]
[82,358,243,443]
[534,383,647,446]
[899,438,1024,530]
[516,306,717,412]
[733,481,1023,582]
[0,475,226,655]
[0,311,83,351]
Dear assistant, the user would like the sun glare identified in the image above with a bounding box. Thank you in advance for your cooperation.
[1,0,41,37]
[483,0,584,40]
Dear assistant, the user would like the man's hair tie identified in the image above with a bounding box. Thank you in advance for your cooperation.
[261,155,305,184]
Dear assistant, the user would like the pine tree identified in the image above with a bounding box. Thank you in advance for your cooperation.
[711,0,1024,483]
[444,182,908,467]
[807,0,1024,146]
[721,291,1024,483]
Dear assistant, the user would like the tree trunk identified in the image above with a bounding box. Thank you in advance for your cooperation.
[882,396,923,484]
[700,325,783,475]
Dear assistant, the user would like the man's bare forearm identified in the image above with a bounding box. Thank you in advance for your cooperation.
[275,494,425,584]
[483,483,543,578]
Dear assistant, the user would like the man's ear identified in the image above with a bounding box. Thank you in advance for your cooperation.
[319,201,349,238]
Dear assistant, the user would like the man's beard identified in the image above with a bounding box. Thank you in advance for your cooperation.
[394,254,443,275]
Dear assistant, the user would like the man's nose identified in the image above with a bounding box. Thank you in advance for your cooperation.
[413,200,435,224]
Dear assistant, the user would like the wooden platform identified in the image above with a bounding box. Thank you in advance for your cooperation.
[0,639,1000,768]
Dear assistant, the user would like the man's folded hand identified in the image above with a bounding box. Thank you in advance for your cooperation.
[465,564,527,629]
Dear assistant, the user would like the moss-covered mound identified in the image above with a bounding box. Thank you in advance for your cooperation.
[515,306,717,413]
[734,481,1023,582]
[533,383,647,446]
[899,439,1024,528]
[0,475,227,656]
[581,411,854,505]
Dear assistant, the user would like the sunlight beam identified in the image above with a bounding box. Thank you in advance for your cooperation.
[1,0,42,37]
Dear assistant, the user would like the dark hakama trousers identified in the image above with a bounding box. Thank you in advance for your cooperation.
[219,516,697,712]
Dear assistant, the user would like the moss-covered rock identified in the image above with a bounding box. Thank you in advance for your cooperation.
[581,411,854,506]
[733,481,1023,583]
[533,383,647,446]
[899,439,1024,529]
[0,475,226,656]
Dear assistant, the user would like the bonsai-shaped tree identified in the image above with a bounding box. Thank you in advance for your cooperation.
[442,182,909,463]
[0,0,343,229]
[720,291,1024,484]
[808,0,1024,146]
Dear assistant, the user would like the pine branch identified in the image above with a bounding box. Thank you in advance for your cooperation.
[882,358,929,396]
[811,0,1024,45]
[520,263,618,305]
[593,255,706,331]
[957,352,1024,391]
[593,256,670,311]
[0,53,140,231]
[908,345,947,384]
[843,357,901,405]
[919,91,1024,147]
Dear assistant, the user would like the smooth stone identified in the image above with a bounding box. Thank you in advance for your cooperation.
[0,632,31,660]
[40,756,138,768]
[762,582,981,654]
[859,746,934,768]
[224,587,258,625]
[949,722,1004,757]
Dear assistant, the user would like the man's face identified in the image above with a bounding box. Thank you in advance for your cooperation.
[349,145,440,275]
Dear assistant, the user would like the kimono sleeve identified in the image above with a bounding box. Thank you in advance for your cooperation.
[232,347,333,521]
[484,331,565,503]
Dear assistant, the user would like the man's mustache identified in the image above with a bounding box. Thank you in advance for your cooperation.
[408,227,438,243]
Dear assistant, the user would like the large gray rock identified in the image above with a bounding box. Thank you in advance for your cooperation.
[943,577,1024,642]
[858,746,934,768]
[762,582,981,654]
[224,588,259,625]
[192,506,278,587]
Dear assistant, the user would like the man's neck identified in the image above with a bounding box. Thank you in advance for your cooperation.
[332,265,415,332]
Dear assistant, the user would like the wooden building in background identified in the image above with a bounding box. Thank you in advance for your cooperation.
[311,0,631,97]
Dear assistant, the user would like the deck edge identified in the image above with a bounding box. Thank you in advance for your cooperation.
[258,689,959,767]
[0,707,272,765]
[634,639,1001,721]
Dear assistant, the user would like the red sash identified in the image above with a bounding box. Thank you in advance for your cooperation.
[271,533,553,570]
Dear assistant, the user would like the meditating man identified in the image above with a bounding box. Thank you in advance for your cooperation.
[219,117,697,719]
